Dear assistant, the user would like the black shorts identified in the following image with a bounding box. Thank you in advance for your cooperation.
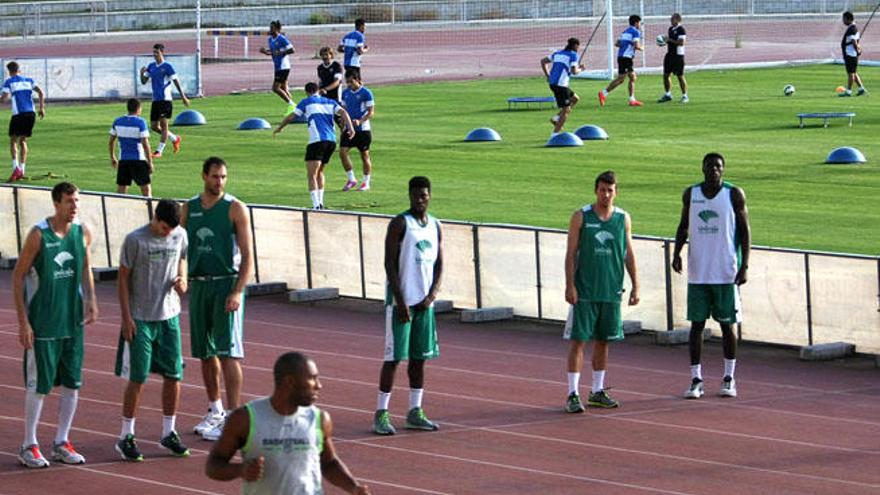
[844,55,859,74]
[549,85,575,108]
[664,54,685,76]
[150,101,173,122]
[344,65,361,79]
[341,130,372,152]
[617,57,635,75]
[305,141,336,164]
[9,112,35,137]
[274,69,290,83]
[117,160,151,186]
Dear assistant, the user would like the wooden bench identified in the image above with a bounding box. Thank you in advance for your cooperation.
[797,112,855,128]
[507,96,555,110]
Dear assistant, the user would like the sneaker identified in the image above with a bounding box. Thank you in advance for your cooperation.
[550,115,560,124]
[405,407,439,431]
[628,100,644,107]
[719,376,737,398]
[160,431,190,457]
[152,150,163,158]
[587,390,620,408]
[839,91,852,97]
[194,410,225,436]
[52,441,85,465]
[172,135,182,153]
[684,378,704,399]
[115,434,144,462]
[657,94,672,103]
[857,87,867,96]
[680,95,689,104]
[372,409,396,435]
[285,104,296,116]
[342,179,358,191]
[201,417,226,441]
[18,444,49,469]
[564,392,585,413]
[356,182,370,192]
[6,168,23,183]
[598,90,607,107]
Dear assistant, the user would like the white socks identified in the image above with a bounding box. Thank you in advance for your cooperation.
[23,390,45,447]
[591,370,606,393]
[376,391,391,411]
[121,417,135,438]
[567,372,580,395]
[409,388,424,410]
[167,131,178,143]
[346,170,356,181]
[690,364,702,381]
[310,190,321,208]
[318,189,324,205]
[362,174,371,187]
[162,415,176,438]
[54,387,78,445]
[724,359,736,379]
[209,399,224,416]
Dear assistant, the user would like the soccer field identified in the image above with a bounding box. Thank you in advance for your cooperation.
[16,64,879,254]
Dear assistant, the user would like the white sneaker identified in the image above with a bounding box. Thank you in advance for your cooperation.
[194,411,225,436]
[19,444,50,468]
[201,417,226,441]
[52,441,85,464]
[680,95,689,104]
[684,378,704,399]
[719,376,737,398]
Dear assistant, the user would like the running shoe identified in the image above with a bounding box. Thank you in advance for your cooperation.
[628,99,644,107]
[719,376,737,398]
[201,418,226,441]
[194,410,225,436]
[587,390,620,408]
[342,179,358,191]
[839,90,853,97]
[564,392,585,413]
[372,409,396,436]
[172,135,182,153]
[857,87,867,96]
[405,407,439,431]
[52,440,85,464]
[684,378,704,399]
[115,434,143,462]
[680,95,689,104]
[598,90,607,107]
[160,431,190,457]
[657,94,672,103]
[18,444,49,469]
[6,168,23,183]
[356,182,370,192]
[152,150,163,158]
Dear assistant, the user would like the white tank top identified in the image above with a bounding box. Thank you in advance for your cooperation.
[242,398,323,495]
[395,212,440,307]
[687,183,738,284]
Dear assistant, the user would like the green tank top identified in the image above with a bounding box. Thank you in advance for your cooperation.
[575,205,627,302]
[26,218,85,339]
[186,194,240,277]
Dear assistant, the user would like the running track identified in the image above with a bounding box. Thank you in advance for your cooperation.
[0,275,878,494]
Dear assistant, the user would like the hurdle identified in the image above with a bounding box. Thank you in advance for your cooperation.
[209,30,269,59]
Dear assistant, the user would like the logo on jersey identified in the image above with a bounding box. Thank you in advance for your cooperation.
[195,227,215,253]
[54,251,74,267]
[415,240,432,252]
[697,210,720,234]
[697,210,719,223]
[53,251,76,279]
[594,231,615,246]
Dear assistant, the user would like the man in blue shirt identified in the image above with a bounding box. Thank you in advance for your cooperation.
[338,19,369,79]
[273,82,354,210]
[109,99,153,196]
[1,61,45,183]
[340,70,375,192]
[598,15,643,107]
[541,38,585,135]
[259,20,296,114]
[140,43,190,158]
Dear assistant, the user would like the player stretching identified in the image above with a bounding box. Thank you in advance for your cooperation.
[140,43,190,158]
[541,38,585,135]
[599,15,643,107]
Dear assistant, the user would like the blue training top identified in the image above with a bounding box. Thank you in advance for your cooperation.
[341,30,366,67]
[341,86,374,132]
[294,95,341,144]
[2,75,38,115]
[617,26,641,59]
[268,33,294,71]
[145,61,178,102]
[547,49,579,87]
[110,115,150,161]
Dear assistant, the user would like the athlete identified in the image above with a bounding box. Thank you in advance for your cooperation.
[182,157,254,440]
[840,11,867,97]
[139,43,190,158]
[109,98,153,196]
[338,19,369,78]
[598,15,643,107]
[563,171,639,412]
[317,46,343,102]
[339,69,375,192]
[672,153,751,399]
[273,82,354,210]
[372,176,443,436]
[540,38,585,135]
[115,199,190,461]
[206,352,371,494]
[658,13,688,104]
[259,20,296,113]
[1,61,45,182]
[12,182,98,468]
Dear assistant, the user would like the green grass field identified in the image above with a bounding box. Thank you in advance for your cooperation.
[14,64,879,254]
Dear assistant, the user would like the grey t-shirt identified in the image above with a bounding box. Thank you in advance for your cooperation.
[120,224,188,321]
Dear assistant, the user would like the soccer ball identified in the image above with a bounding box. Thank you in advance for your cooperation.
[656,34,667,47]
[783,84,795,96]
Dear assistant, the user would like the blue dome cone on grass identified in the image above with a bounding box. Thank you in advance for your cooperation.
[546,132,583,147]
[464,127,502,142]
[574,124,608,140]
[173,109,206,126]
[237,118,271,130]
[825,146,866,164]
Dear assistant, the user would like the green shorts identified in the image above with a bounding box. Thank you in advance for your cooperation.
[24,330,84,395]
[189,278,245,360]
[563,301,623,342]
[687,283,742,324]
[383,305,439,362]
[115,316,184,384]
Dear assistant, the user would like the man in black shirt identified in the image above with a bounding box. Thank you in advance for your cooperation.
[658,13,688,104]
[317,46,343,102]
[840,11,867,97]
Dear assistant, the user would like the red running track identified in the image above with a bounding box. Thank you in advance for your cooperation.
[0,275,878,494]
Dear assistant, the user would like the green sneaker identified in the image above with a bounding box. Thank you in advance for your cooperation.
[587,390,620,409]
[285,104,296,116]
[115,434,143,462]
[564,392,585,413]
[160,431,190,457]
[405,407,439,431]
[372,409,396,436]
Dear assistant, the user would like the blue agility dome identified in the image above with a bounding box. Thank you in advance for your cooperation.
[546,132,583,147]
[237,118,272,130]
[825,146,866,164]
[574,124,609,140]
[464,127,502,142]
[172,109,207,126]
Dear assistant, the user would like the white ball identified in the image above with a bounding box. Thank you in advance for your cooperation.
[656,34,667,47]
[783,84,795,96]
